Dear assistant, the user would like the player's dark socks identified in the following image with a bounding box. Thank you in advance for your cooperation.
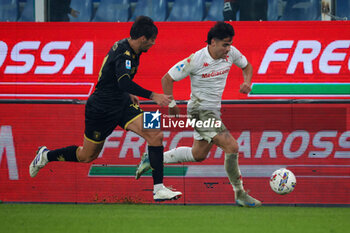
[148,146,164,185]
[47,145,79,162]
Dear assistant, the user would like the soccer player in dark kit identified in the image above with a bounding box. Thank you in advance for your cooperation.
[29,16,182,201]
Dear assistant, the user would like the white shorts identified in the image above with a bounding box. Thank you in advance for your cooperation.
[187,108,227,143]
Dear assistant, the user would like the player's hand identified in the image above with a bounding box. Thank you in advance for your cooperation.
[151,93,172,107]
[169,105,180,117]
[239,82,252,94]
[129,94,139,105]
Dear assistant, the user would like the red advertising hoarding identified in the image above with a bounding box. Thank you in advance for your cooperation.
[0,21,350,100]
[0,21,349,204]
[0,103,349,204]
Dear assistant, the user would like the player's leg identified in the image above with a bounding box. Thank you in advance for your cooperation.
[76,137,104,163]
[160,108,217,164]
[29,144,81,178]
[135,111,215,178]
[137,116,216,170]
[135,137,213,179]
[212,130,242,191]
[162,139,213,163]
[213,130,261,207]
[126,115,182,201]
[127,116,164,185]
[47,136,104,163]
[29,136,104,178]
[29,98,110,178]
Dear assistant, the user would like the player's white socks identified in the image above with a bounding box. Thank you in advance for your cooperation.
[163,147,196,163]
[224,153,244,192]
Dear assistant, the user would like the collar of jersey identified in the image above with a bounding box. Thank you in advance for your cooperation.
[125,38,137,56]
[204,46,215,62]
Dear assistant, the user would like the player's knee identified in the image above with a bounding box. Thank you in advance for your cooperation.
[192,151,207,162]
[77,151,99,163]
[194,156,206,162]
[229,142,239,154]
[78,156,93,163]
[144,130,163,146]
[223,141,239,154]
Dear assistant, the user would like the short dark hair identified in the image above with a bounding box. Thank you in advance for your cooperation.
[207,22,235,44]
[130,16,158,40]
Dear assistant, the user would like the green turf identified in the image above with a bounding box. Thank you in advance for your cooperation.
[0,204,349,233]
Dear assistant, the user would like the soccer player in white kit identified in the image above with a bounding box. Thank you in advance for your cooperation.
[136,22,261,207]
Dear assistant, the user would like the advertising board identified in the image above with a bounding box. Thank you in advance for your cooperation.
[0,103,349,204]
[0,21,349,100]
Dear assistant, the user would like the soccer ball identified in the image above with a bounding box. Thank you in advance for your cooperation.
[269,168,296,195]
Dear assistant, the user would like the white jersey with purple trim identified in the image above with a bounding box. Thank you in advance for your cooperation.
[168,46,248,110]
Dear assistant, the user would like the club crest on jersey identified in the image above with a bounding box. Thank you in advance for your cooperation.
[126,60,131,70]
[124,50,131,56]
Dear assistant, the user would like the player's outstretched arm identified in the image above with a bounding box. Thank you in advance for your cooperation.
[118,75,153,98]
[118,75,170,106]
[129,94,139,105]
[162,73,180,116]
[240,62,253,94]
[150,92,172,107]
[161,73,175,96]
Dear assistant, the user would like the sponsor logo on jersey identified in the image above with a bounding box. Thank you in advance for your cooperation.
[201,69,230,78]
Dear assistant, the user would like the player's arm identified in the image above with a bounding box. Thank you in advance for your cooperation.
[118,74,152,98]
[240,62,253,94]
[116,54,171,106]
[161,73,179,116]
[129,94,139,105]
[162,73,175,100]
[118,75,171,106]
[162,54,193,116]
[230,46,253,94]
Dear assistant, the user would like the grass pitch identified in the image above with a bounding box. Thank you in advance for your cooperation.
[0,204,349,233]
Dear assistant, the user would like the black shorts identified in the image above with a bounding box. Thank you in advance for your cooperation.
[84,96,143,143]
